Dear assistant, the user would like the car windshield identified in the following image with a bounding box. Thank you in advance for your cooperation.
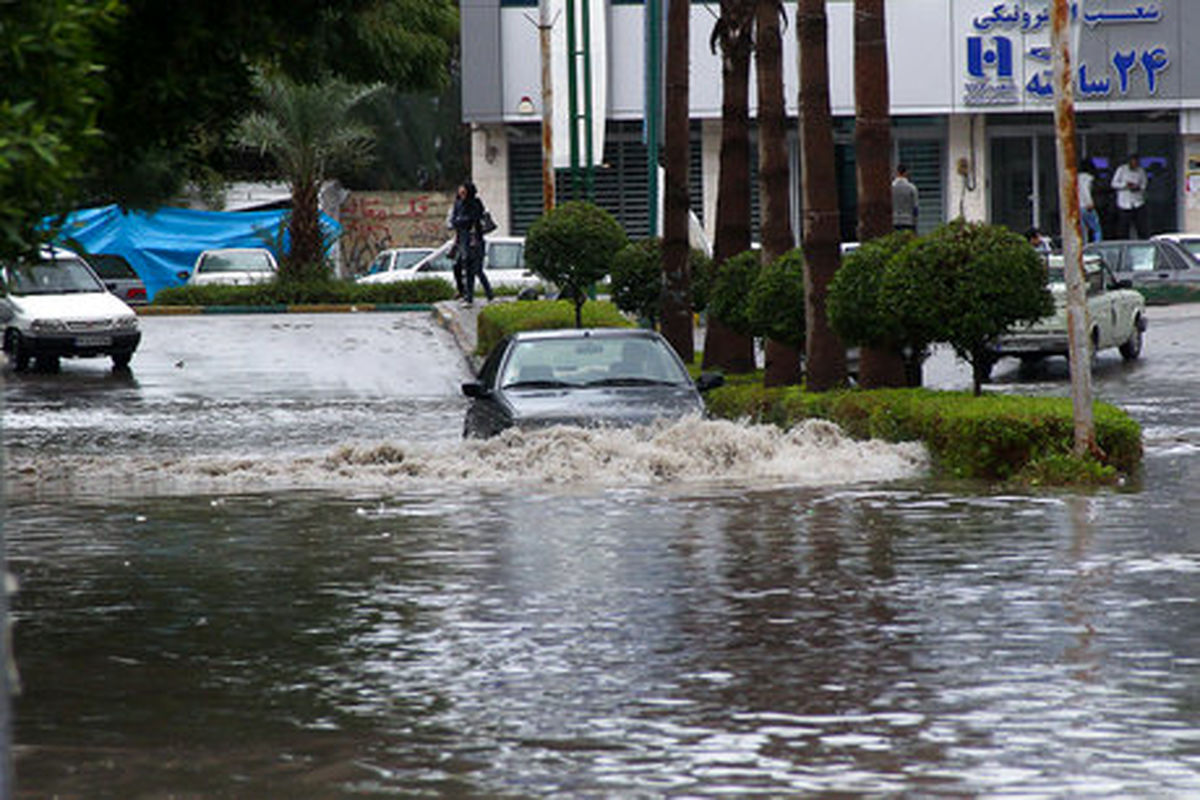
[87,254,138,280]
[1177,239,1200,259]
[198,251,275,273]
[394,250,432,269]
[499,336,690,389]
[5,255,106,295]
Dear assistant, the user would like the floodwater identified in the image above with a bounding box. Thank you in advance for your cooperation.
[6,311,1200,798]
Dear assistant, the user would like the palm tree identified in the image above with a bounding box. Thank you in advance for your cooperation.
[702,0,757,373]
[755,0,799,386]
[797,0,846,391]
[235,71,383,281]
[853,0,906,388]
[660,0,694,360]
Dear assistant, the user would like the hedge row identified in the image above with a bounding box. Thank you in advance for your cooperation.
[474,299,631,355]
[153,277,456,307]
[703,384,1143,484]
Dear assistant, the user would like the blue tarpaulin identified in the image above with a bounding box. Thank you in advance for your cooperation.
[53,205,341,300]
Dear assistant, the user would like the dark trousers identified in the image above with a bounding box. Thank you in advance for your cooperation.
[1117,204,1149,239]
[452,257,466,297]
[463,252,492,302]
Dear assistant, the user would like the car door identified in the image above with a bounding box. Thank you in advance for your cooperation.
[484,240,538,288]
[1155,241,1200,286]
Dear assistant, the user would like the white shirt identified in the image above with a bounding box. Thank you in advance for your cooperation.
[1078,172,1094,210]
[1111,163,1148,210]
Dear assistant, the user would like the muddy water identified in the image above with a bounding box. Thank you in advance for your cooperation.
[6,312,1200,797]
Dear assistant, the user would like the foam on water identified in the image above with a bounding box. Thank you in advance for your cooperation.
[8,418,929,499]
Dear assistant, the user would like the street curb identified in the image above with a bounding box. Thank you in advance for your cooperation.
[137,303,436,316]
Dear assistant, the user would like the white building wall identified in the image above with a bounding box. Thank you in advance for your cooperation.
[946,114,989,223]
[471,124,510,235]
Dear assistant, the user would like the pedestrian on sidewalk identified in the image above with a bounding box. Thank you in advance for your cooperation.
[892,164,919,232]
[451,181,493,305]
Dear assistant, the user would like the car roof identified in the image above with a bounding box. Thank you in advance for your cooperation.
[509,328,661,343]
[200,247,274,255]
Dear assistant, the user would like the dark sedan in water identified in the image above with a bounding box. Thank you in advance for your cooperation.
[462,328,724,438]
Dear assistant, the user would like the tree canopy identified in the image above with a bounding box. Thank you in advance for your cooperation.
[0,0,121,258]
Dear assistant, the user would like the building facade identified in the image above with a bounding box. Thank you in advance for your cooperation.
[461,0,1200,244]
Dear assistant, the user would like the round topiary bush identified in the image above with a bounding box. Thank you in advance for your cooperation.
[525,200,628,327]
[747,248,806,349]
[610,238,663,326]
[706,249,762,337]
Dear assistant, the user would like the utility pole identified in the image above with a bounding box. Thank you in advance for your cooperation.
[538,0,556,212]
[1051,0,1097,456]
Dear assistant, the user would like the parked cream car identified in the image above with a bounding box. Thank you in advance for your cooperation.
[186,248,279,287]
[989,254,1146,374]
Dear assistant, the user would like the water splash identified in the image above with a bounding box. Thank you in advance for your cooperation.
[8,418,928,499]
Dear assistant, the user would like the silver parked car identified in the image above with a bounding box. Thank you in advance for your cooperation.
[1084,238,1200,290]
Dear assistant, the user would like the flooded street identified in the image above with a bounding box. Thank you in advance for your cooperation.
[6,309,1200,797]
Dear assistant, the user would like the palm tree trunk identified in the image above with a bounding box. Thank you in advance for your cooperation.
[660,0,694,361]
[287,178,324,281]
[797,0,846,391]
[852,0,906,388]
[702,0,756,374]
[756,0,800,387]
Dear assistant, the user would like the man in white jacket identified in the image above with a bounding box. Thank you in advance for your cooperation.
[1111,154,1149,239]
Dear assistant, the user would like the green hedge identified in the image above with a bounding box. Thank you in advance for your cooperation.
[475,299,632,355]
[153,277,456,307]
[704,384,1142,484]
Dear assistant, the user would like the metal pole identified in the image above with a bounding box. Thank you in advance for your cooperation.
[565,0,581,199]
[539,1,556,212]
[645,0,661,236]
[1051,0,1097,456]
[580,0,595,199]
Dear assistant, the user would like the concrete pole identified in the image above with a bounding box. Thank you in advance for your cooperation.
[539,0,556,212]
[1051,0,1097,456]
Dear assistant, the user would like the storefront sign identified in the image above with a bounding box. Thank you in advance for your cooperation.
[958,1,1180,108]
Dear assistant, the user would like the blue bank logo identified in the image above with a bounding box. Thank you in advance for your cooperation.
[967,36,1014,79]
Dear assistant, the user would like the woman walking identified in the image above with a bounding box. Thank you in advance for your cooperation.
[451,181,493,305]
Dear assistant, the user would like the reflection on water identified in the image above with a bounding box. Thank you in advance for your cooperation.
[11,474,1200,797]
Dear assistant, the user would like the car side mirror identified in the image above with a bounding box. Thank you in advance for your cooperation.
[462,381,489,398]
[696,371,725,392]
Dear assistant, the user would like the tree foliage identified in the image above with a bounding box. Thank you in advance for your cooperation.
[841,221,1054,395]
[525,201,628,328]
[0,0,121,257]
[88,0,458,206]
[747,248,806,350]
[610,238,714,328]
[234,72,384,280]
[706,249,761,338]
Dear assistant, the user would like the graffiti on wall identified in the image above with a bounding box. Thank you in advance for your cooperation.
[340,191,454,274]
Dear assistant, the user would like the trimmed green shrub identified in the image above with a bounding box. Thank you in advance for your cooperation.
[747,248,806,349]
[610,238,664,326]
[525,201,628,327]
[706,249,761,337]
[882,220,1053,395]
[703,384,1142,485]
[152,277,456,306]
[828,231,915,348]
[475,299,632,355]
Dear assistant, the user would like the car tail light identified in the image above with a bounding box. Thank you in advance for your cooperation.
[127,287,147,301]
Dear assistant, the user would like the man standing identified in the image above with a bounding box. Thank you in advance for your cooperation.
[892,164,919,232]
[1111,154,1149,239]
[1079,158,1102,243]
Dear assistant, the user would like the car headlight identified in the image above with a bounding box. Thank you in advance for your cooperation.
[31,319,67,333]
[114,316,139,331]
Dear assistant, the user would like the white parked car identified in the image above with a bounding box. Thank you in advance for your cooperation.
[1,246,141,372]
[989,254,1146,375]
[357,247,435,285]
[355,236,547,291]
[186,248,279,287]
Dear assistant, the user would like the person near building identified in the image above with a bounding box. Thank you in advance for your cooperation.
[446,199,465,297]
[1111,154,1149,239]
[892,164,919,232]
[451,180,493,305]
[1026,227,1052,257]
[1079,158,1102,243]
